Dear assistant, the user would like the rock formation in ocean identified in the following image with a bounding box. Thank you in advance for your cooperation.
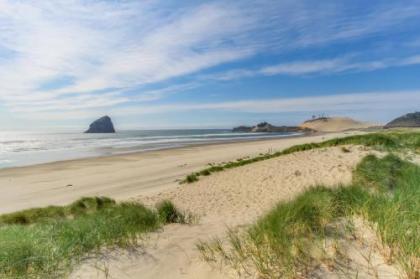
[85,116,115,133]
[233,122,313,133]
[384,112,420,128]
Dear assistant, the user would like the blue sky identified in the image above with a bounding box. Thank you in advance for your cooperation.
[0,0,420,130]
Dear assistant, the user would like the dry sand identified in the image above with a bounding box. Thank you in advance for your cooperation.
[0,131,362,214]
[137,145,374,226]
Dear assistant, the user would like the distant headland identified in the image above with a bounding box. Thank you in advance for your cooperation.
[384,112,420,128]
[232,122,313,133]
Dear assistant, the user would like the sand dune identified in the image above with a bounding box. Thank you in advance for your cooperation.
[72,145,396,279]
[138,146,374,226]
[300,117,374,132]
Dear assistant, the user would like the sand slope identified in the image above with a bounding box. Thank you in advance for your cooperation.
[71,145,399,279]
[138,146,373,225]
[300,117,373,132]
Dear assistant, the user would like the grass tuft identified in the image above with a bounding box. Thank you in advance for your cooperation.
[184,173,199,183]
[156,200,187,224]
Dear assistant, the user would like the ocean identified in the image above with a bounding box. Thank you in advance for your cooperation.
[0,130,302,169]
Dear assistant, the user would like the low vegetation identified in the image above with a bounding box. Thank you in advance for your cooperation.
[183,131,420,183]
[157,200,190,224]
[0,197,116,225]
[0,198,185,278]
[197,154,420,278]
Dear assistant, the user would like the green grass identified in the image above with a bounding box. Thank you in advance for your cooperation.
[0,197,116,225]
[157,200,188,224]
[0,198,184,278]
[182,131,420,183]
[198,154,420,278]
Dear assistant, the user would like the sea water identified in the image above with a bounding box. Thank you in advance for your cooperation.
[0,130,301,168]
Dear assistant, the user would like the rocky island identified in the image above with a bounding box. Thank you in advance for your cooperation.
[384,112,420,128]
[85,116,116,133]
[233,122,313,133]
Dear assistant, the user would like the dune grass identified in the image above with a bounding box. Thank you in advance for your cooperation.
[197,154,420,278]
[0,197,116,225]
[156,200,189,224]
[182,131,420,183]
[0,198,184,278]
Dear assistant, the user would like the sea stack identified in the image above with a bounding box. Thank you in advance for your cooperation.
[85,116,115,133]
[384,112,420,128]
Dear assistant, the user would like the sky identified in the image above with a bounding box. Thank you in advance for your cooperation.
[0,0,420,130]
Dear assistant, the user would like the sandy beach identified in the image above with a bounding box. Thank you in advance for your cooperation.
[2,129,406,278]
[1,129,414,278]
[0,131,363,215]
[1,2,419,278]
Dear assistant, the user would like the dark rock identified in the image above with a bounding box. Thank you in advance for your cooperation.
[302,117,329,124]
[85,116,115,133]
[232,125,253,132]
[233,122,313,133]
[384,112,420,128]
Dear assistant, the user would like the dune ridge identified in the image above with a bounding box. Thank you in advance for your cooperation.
[299,117,374,132]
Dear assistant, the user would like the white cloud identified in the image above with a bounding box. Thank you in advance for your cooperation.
[206,54,420,80]
[15,90,420,123]
[261,58,347,76]
[88,90,419,119]
[0,1,419,123]
[0,0,262,115]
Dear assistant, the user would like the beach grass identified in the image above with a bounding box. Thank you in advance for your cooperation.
[198,153,420,278]
[157,200,188,224]
[0,198,183,278]
[183,131,420,183]
[0,196,116,225]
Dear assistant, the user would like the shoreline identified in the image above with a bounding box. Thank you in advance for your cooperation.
[0,131,309,171]
[0,130,364,214]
